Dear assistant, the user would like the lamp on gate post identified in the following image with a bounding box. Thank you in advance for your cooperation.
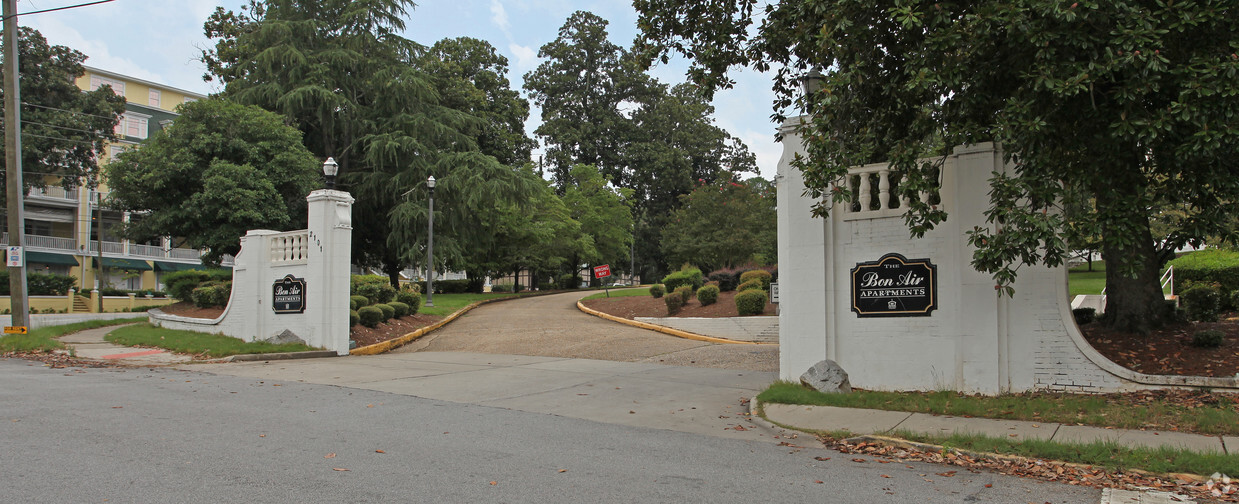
[322,157,338,190]
[800,67,824,96]
[425,175,435,307]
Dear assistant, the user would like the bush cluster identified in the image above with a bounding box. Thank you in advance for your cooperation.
[375,303,395,321]
[697,284,719,306]
[396,290,422,315]
[389,301,410,318]
[349,309,360,327]
[1181,284,1222,322]
[706,268,742,291]
[164,269,232,301]
[1072,307,1096,325]
[538,282,557,291]
[737,279,764,293]
[0,271,78,296]
[1170,248,1239,309]
[190,281,231,308]
[558,273,580,290]
[491,283,513,293]
[358,306,383,328]
[351,275,396,304]
[432,279,471,294]
[739,270,773,291]
[735,289,767,316]
[649,284,665,298]
[661,267,703,292]
[1192,329,1225,348]
[665,290,684,314]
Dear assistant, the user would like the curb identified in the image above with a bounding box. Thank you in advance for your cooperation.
[576,300,773,345]
[226,350,340,362]
[753,399,1213,485]
[349,291,563,356]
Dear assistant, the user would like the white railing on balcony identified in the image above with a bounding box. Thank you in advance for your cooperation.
[269,231,310,264]
[129,243,164,258]
[27,186,80,201]
[24,234,77,251]
[169,248,201,260]
[840,159,948,220]
[89,241,125,255]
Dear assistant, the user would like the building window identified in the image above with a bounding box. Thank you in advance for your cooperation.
[148,89,161,108]
[113,113,150,140]
[90,76,126,97]
[108,145,128,161]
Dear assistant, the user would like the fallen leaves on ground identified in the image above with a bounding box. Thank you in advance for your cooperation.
[813,436,1237,502]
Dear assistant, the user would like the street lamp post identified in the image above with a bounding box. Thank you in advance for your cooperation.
[425,175,435,308]
[322,157,338,189]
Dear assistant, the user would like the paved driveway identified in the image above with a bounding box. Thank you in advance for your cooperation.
[396,290,778,372]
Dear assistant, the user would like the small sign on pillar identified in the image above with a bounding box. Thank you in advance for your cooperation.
[6,246,22,267]
[850,253,938,318]
[272,274,307,314]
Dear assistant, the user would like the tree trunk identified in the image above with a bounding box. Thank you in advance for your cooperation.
[383,259,402,290]
[1096,174,1166,334]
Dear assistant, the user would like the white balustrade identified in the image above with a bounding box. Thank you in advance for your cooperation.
[841,159,947,220]
[269,231,310,264]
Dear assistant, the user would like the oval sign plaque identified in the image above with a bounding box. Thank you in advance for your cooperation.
[273,274,307,314]
[850,253,937,318]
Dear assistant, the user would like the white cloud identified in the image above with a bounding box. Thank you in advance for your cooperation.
[490,0,510,31]
[509,43,539,73]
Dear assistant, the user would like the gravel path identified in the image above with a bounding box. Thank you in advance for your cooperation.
[392,290,778,372]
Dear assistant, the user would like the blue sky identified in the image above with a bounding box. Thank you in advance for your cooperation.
[22,0,783,178]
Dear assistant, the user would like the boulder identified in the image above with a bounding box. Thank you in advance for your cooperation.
[265,329,306,346]
[800,360,851,394]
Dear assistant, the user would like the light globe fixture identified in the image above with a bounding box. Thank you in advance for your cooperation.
[323,157,339,190]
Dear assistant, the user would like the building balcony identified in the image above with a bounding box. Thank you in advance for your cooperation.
[26,186,81,208]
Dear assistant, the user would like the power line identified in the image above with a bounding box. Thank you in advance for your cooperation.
[17,132,99,145]
[0,0,114,21]
[21,102,120,121]
[18,120,107,136]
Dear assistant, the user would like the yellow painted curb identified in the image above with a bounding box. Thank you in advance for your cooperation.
[349,291,561,356]
[576,300,774,345]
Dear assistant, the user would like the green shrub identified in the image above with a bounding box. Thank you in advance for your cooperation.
[737,279,764,292]
[388,301,410,318]
[555,273,577,289]
[661,268,703,292]
[697,284,719,306]
[374,303,395,321]
[351,275,396,304]
[351,295,372,310]
[358,306,383,328]
[739,269,773,291]
[1181,284,1222,322]
[1072,307,1096,325]
[735,289,767,316]
[163,269,231,301]
[1192,329,1225,348]
[397,291,422,315]
[349,309,360,327]
[649,284,665,298]
[1231,290,1239,313]
[491,283,513,293]
[665,290,685,315]
[467,277,486,293]
[538,282,557,291]
[7,271,78,296]
[673,285,694,302]
[434,279,471,293]
[1169,248,1239,307]
[190,281,231,308]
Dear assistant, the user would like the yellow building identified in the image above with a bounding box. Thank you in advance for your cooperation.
[6,66,221,295]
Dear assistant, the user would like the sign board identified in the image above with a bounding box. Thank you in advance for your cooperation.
[850,253,937,317]
[6,246,21,267]
[272,275,307,314]
[770,281,779,303]
[593,264,611,278]
[4,326,27,334]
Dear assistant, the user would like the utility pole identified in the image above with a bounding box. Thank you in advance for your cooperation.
[4,0,30,328]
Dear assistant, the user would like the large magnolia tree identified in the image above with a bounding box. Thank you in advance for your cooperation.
[636,0,1239,334]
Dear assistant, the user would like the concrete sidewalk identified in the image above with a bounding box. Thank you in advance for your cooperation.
[761,402,1236,455]
[57,324,195,366]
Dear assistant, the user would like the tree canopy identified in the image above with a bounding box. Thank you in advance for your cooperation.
[105,99,320,264]
[203,0,538,286]
[661,178,776,273]
[0,27,124,200]
[636,0,1239,332]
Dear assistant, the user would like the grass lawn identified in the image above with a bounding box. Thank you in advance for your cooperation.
[758,381,1238,436]
[105,324,316,358]
[418,292,525,316]
[759,381,1239,476]
[581,287,649,300]
[0,317,147,354]
[1067,260,1172,297]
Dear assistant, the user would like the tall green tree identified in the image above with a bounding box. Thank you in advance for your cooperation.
[636,0,1239,333]
[523,10,653,188]
[561,164,633,282]
[105,99,320,264]
[203,0,537,286]
[0,27,124,200]
[661,178,776,272]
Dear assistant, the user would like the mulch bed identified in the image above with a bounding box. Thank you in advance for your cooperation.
[580,290,776,319]
[1080,313,1239,378]
[157,301,444,349]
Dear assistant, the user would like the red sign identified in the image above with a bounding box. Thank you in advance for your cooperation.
[593,264,611,278]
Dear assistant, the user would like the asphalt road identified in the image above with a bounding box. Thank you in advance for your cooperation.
[0,360,1099,503]
[399,290,779,371]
